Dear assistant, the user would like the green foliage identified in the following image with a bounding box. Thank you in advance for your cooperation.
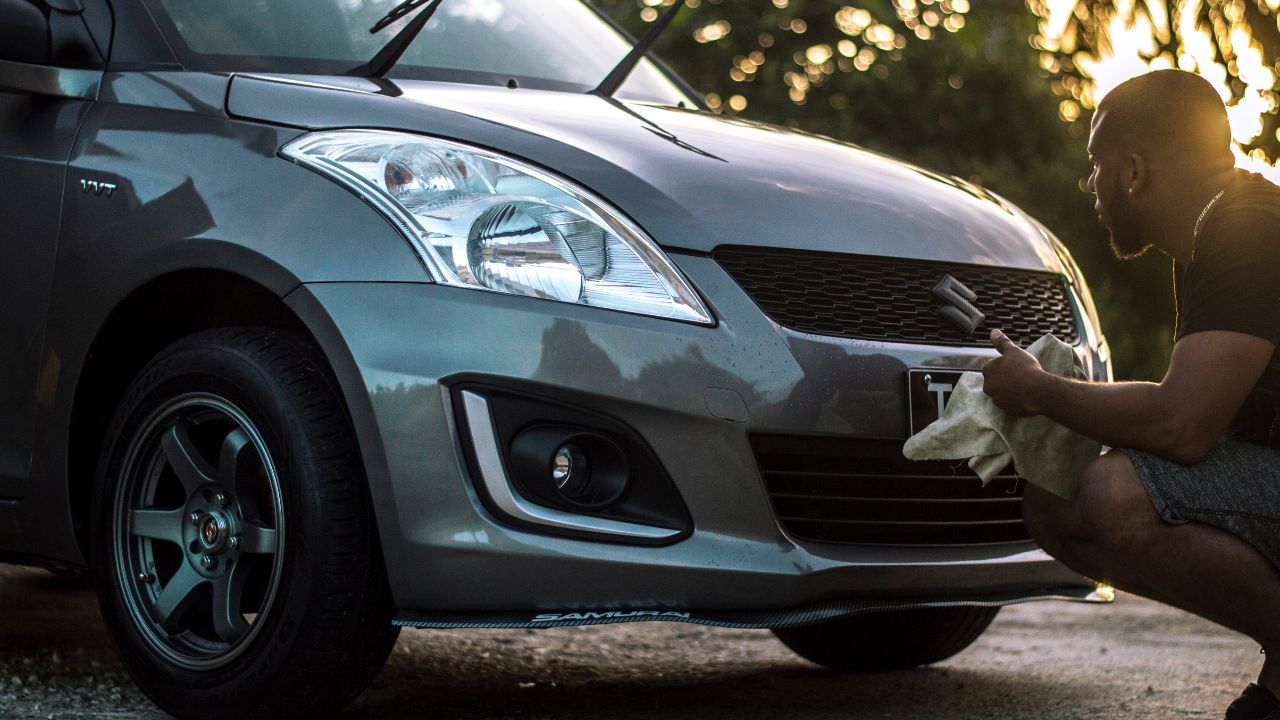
[595,0,1175,379]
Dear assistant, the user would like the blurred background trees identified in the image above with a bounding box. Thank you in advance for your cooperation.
[594,0,1280,380]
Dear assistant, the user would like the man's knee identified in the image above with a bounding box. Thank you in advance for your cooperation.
[1021,481,1073,554]
[1069,451,1163,550]
[1023,452,1160,553]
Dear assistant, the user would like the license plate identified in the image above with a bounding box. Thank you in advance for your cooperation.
[906,369,967,436]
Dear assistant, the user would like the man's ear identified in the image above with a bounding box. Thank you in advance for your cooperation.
[1124,153,1148,195]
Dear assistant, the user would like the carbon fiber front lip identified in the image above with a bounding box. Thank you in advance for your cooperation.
[393,586,1111,630]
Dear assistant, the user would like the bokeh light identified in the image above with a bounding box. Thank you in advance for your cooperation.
[635,0,1280,180]
[638,0,969,108]
[633,0,1280,183]
[1029,0,1280,181]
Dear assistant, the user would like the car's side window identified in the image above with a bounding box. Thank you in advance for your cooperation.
[0,0,107,70]
[0,0,51,65]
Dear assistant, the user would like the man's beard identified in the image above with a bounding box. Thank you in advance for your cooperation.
[1107,191,1151,260]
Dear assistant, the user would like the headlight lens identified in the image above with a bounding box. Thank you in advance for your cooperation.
[281,130,713,324]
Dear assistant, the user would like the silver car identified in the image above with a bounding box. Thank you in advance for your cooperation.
[0,0,1110,716]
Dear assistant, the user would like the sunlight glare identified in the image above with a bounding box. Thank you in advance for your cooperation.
[1033,0,1280,177]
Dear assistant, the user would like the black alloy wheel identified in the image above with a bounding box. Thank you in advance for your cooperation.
[111,393,285,669]
[92,328,399,719]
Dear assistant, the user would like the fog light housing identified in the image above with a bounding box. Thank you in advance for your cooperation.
[452,384,692,545]
[510,427,628,509]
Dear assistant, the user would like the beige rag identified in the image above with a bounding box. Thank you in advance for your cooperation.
[902,333,1101,499]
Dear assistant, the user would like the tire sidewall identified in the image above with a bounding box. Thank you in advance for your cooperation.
[91,335,331,710]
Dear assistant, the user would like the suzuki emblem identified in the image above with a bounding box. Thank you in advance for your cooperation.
[932,274,985,335]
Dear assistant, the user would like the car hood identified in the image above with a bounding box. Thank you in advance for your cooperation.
[228,74,1065,273]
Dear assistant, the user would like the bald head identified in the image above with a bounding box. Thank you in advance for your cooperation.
[1093,69,1233,167]
[1086,70,1240,261]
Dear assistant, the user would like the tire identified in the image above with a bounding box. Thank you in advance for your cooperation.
[771,606,999,672]
[91,327,400,719]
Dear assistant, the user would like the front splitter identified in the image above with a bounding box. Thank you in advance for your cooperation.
[393,586,1112,630]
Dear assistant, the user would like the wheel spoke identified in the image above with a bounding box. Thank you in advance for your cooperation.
[216,428,254,492]
[129,508,185,545]
[152,563,205,634]
[238,523,278,555]
[211,560,251,643]
[161,420,215,494]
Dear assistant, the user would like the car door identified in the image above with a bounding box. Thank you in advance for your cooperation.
[0,0,108,498]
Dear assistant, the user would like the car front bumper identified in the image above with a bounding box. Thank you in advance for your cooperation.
[285,253,1101,613]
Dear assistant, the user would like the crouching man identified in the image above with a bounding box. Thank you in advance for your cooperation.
[982,69,1280,720]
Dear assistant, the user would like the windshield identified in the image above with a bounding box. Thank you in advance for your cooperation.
[142,0,695,106]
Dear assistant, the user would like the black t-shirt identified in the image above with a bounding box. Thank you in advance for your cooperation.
[1175,169,1280,444]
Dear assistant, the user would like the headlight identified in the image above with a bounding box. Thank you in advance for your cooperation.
[281,130,713,325]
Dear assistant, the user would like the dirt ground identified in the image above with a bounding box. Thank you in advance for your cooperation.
[0,563,1260,719]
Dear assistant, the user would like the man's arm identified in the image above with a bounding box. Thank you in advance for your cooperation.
[982,328,1274,464]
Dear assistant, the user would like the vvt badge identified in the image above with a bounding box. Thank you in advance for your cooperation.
[932,274,985,335]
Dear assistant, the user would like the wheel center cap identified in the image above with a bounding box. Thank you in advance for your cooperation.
[198,513,229,552]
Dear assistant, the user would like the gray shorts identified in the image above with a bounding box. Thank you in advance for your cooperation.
[1121,439,1280,571]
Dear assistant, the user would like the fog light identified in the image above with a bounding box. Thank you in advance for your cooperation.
[454,386,693,543]
[510,427,628,510]
[552,444,588,490]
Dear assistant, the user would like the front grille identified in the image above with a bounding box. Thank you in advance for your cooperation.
[714,246,1079,346]
[753,434,1030,546]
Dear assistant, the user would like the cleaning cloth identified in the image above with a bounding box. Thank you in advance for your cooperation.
[902,333,1100,499]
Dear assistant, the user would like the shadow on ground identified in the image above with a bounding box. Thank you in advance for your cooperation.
[0,563,1259,719]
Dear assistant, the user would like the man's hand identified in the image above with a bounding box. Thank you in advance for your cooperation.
[982,329,1046,417]
[971,329,1271,464]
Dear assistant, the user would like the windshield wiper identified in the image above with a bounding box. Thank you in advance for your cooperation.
[346,0,446,78]
[596,94,725,162]
[591,0,686,98]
